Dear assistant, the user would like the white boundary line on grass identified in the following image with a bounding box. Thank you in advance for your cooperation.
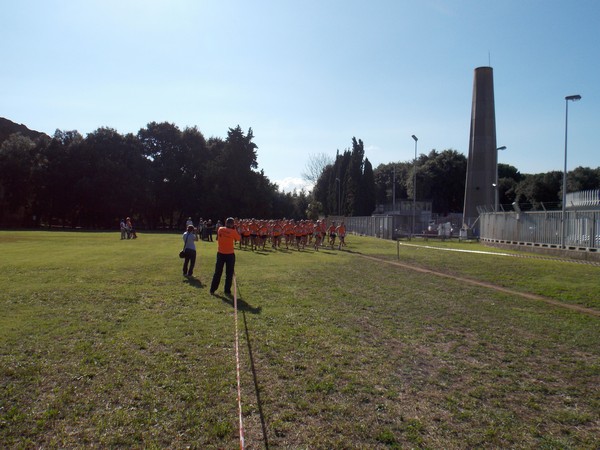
[399,242,514,256]
[398,241,600,266]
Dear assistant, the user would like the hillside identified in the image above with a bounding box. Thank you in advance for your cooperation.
[0,117,49,144]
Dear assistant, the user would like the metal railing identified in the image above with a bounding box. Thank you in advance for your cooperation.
[341,214,432,240]
[340,209,599,253]
[479,210,599,251]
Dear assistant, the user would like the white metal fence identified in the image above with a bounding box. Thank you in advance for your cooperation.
[479,210,600,251]
[340,215,418,239]
[341,209,600,253]
[566,189,600,209]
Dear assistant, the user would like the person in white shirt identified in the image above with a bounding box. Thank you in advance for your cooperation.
[182,225,199,277]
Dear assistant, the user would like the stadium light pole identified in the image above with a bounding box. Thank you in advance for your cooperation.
[494,146,507,212]
[392,165,396,211]
[561,94,581,249]
[411,135,418,236]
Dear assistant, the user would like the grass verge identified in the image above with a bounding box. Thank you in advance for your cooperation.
[1,231,598,448]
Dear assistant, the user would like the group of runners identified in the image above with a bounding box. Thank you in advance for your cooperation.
[230,218,347,251]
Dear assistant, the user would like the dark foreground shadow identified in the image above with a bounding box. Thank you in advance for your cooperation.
[242,309,270,449]
[214,293,262,315]
[214,287,269,447]
[182,276,204,288]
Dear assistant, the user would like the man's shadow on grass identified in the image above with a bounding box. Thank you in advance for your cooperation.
[182,276,204,288]
[214,293,262,315]
[213,290,269,446]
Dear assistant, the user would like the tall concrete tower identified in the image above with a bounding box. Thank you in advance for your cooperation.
[462,66,497,233]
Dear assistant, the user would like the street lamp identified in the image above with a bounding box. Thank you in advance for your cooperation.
[335,177,341,216]
[494,146,507,212]
[561,94,582,248]
[392,165,396,211]
[411,135,418,235]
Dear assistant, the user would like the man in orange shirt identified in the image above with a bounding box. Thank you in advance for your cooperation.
[210,217,241,296]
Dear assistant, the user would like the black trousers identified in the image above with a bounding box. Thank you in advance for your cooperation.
[183,249,196,275]
[210,252,235,293]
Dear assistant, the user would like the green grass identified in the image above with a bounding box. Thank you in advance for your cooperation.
[1,230,599,448]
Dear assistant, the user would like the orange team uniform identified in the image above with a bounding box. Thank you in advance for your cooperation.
[336,223,347,249]
[217,226,241,254]
[319,221,327,236]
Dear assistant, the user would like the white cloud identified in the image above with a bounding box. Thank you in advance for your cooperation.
[274,177,313,193]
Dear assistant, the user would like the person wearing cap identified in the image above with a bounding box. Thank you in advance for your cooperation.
[210,217,241,295]
[182,224,199,277]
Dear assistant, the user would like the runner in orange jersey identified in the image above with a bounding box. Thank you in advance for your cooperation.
[258,221,269,250]
[240,220,251,249]
[248,219,259,251]
[305,220,314,246]
[313,220,324,250]
[319,219,327,247]
[271,220,283,249]
[336,221,347,250]
[283,220,295,249]
[293,221,305,251]
[327,221,337,249]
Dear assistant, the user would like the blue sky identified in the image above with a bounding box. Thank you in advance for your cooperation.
[2,0,599,192]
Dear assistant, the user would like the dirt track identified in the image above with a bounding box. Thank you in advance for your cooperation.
[358,253,600,319]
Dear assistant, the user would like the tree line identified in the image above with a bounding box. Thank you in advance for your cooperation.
[369,150,599,214]
[1,117,598,229]
[0,123,312,228]
[311,138,376,217]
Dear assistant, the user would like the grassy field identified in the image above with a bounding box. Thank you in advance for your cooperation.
[1,230,598,449]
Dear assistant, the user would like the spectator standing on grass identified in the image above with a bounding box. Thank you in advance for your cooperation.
[202,219,208,241]
[215,219,222,240]
[125,217,138,239]
[182,225,199,277]
[210,217,241,296]
[206,219,214,241]
[119,219,127,240]
[197,218,204,240]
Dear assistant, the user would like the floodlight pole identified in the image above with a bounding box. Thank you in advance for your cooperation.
[495,146,507,212]
[392,165,396,211]
[561,94,581,249]
[411,135,418,236]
